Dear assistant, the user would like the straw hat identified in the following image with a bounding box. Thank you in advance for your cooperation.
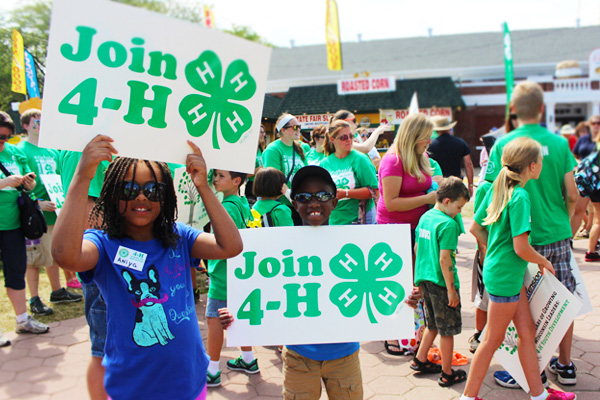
[560,125,575,135]
[431,116,457,131]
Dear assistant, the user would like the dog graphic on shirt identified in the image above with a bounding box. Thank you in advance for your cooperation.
[122,265,174,347]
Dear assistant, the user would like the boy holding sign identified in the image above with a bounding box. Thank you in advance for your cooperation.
[17,109,82,316]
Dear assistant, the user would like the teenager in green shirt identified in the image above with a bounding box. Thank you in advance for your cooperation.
[320,120,378,225]
[306,125,327,166]
[466,136,575,400]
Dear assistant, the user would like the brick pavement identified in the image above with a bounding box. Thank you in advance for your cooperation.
[1,220,599,399]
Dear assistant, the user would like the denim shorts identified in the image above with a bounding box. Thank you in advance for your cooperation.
[205,297,227,318]
[82,280,107,358]
[0,229,27,290]
[489,292,520,303]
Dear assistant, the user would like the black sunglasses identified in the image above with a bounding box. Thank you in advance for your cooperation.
[314,134,325,139]
[120,181,166,202]
[0,134,13,140]
[294,191,335,203]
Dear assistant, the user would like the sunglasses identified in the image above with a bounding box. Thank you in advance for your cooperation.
[0,135,13,140]
[360,133,369,138]
[591,122,600,126]
[120,181,166,202]
[314,135,325,139]
[284,125,302,131]
[294,191,335,203]
[335,134,352,141]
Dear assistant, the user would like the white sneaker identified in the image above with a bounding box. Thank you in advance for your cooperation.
[0,329,11,347]
[15,315,49,334]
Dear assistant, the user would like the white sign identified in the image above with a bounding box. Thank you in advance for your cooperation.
[40,174,65,216]
[40,0,271,174]
[589,47,600,80]
[569,251,593,316]
[296,114,332,130]
[337,77,396,95]
[173,167,222,229]
[227,224,414,346]
[494,264,581,392]
[380,108,452,125]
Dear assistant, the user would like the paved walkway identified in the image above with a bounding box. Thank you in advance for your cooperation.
[1,221,599,399]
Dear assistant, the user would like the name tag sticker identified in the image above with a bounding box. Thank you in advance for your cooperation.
[114,246,147,271]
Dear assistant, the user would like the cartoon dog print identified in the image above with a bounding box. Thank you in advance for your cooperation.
[122,265,175,347]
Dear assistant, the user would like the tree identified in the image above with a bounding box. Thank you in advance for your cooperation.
[225,24,274,47]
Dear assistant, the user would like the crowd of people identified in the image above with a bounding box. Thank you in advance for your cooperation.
[0,79,593,400]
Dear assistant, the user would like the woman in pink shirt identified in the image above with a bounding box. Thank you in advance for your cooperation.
[377,113,436,355]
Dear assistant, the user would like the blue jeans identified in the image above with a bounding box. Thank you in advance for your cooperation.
[81,280,107,358]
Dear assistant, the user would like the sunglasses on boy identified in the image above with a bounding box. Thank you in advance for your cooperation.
[294,191,335,203]
[120,181,166,202]
[334,134,352,142]
[0,134,13,140]
[284,125,302,131]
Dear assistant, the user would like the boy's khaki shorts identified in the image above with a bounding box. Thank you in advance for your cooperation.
[26,225,54,268]
[282,347,362,400]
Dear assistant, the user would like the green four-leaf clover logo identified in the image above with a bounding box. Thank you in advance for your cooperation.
[179,50,257,149]
[329,243,405,323]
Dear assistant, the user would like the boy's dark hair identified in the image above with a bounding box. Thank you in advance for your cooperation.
[253,167,286,197]
[0,111,15,134]
[436,177,470,203]
[20,108,41,126]
[89,157,179,248]
[216,170,247,187]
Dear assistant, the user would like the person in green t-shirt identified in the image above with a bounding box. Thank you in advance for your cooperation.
[205,169,254,387]
[484,81,579,389]
[245,124,267,206]
[466,136,575,400]
[17,109,83,317]
[306,124,327,166]
[0,110,49,337]
[262,114,310,206]
[250,167,294,228]
[412,177,470,387]
[320,120,379,225]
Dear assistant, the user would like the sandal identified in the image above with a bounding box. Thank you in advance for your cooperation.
[438,368,467,387]
[410,356,442,374]
[384,340,406,356]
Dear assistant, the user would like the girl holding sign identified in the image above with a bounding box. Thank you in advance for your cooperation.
[465,137,575,400]
[52,135,243,400]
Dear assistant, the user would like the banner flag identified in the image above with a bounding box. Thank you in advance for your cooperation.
[325,0,342,71]
[12,30,27,95]
[408,92,419,115]
[503,22,514,114]
[24,50,41,98]
[204,5,214,29]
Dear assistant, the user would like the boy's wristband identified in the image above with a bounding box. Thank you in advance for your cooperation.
[345,189,349,198]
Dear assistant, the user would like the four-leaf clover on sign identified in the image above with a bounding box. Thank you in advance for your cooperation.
[329,243,405,324]
[179,50,257,149]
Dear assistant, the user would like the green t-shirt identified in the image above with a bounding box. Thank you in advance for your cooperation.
[485,124,577,245]
[474,180,492,214]
[474,186,531,296]
[207,195,251,300]
[430,158,442,177]
[17,141,60,225]
[320,150,378,225]
[57,150,108,198]
[0,144,31,230]
[252,198,294,227]
[306,148,326,166]
[415,208,460,288]
[248,148,263,183]
[262,139,310,183]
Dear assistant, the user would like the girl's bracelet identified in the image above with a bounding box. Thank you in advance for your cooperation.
[345,189,349,198]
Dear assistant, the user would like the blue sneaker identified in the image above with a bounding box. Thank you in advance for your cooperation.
[494,370,548,389]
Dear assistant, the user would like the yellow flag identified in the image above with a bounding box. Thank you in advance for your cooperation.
[12,30,27,95]
[325,0,342,71]
[204,5,215,29]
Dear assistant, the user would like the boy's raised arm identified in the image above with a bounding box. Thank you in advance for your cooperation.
[52,135,116,272]
[188,141,243,260]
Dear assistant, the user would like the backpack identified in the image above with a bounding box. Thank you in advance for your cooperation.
[247,204,285,228]
[574,152,600,198]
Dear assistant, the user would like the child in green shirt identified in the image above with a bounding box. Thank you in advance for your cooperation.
[250,167,294,227]
[412,177,470,387]
[206,169,254,387]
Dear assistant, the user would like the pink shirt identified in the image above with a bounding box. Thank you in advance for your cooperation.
[376,153,432,228]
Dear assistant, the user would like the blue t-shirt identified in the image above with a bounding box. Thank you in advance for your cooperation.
[286,342,359,361]
[573,134,596,160]
[81,222,208,400]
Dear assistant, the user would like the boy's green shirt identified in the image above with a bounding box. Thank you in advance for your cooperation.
[252,198,294,227]
[207,195,251,301]
[414,208,460,288]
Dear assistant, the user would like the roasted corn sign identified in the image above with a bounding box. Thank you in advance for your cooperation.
[325,0,342,71]
[40,0,271,173]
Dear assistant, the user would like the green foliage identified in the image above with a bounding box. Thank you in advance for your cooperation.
[224,24,274,47]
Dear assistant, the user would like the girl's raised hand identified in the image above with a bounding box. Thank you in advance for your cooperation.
[539,259,555,276]
[79,135,117,180]
[186,140,209,189]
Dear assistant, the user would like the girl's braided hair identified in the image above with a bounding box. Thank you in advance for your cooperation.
[89,157,179,248]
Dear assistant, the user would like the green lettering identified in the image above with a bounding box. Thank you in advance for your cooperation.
[282,249,294,277]
[148,51,177,80]
[123,81,171,128]
[297,256,323,277]
[129,37,145,73]
[237,289,263,325]
[97,41,127,68]
[60,26,96,62]
[283,283,321,318]
[235,252,256,279]
[258,257,280,278]
[58,78,98,125]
